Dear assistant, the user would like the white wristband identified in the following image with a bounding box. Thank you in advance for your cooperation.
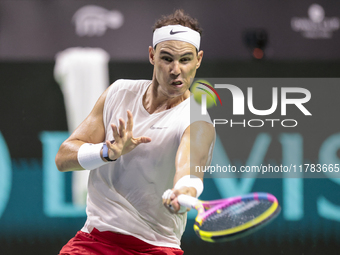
[77,143,108,170]
[174,175,204,198]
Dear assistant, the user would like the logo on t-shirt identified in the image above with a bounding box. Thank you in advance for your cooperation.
[150,124,168,130]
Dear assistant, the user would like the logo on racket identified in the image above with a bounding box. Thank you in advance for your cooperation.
[192,80,222,115]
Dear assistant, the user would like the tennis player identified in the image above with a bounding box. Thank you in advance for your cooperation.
[56,9,215,255]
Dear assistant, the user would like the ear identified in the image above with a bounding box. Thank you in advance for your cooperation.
[149,46,155,65]
[196,50,204,69]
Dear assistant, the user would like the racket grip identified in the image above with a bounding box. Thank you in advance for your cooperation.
[177,195,198,208]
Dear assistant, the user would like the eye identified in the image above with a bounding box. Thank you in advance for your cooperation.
[161,56,172,62]
[180,57,192,63]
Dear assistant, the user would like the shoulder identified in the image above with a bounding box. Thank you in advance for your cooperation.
[108,79,151,95]
[103,79,151,112]
[172,95,214,142]
[177,95,213,125]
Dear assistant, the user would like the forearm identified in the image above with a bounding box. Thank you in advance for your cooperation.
[55,140,86,172]
[172,122,214,197]
[173,141,204,198]
[56,139,117,172]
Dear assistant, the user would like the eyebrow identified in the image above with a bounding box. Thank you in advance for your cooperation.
[159,51,194,57]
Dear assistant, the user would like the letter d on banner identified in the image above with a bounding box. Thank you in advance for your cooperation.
[0,132,12,219]
[40,131,86,217]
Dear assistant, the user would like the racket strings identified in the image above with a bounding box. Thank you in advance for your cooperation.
[208,200,260,221]
[200,200,273,232]
[203,199,251,220]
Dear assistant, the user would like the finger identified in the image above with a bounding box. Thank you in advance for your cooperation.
[126,110,133,132]
[167,191,174,208]
[118,118,126,138]
[172,188,191,213]
[169,199,180,212]
[162,189,173,204]
[167,191,180,213]
[162,189,175,212]
[168,203,176,213]
[111,124,120,141]
[162,189,173,202]
[134,136,152,145]
[170,192,187,213]
[106,140,112,149]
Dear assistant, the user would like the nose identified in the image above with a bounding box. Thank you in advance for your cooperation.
[170,61,181,76]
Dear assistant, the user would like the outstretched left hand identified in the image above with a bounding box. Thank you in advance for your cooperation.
[105,110,152,161]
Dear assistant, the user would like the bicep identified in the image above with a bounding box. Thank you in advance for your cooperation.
[175,121,215,181]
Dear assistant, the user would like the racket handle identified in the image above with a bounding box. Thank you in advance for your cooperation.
[177,194,198,209]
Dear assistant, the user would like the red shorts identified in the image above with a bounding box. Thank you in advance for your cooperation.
[59,228,184,255]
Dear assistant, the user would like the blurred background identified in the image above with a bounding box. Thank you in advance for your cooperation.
[0,0,340,254]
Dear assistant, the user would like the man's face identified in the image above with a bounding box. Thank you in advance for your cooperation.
[149,40,203,98]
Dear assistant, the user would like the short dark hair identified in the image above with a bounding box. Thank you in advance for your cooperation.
[153,9,202,35]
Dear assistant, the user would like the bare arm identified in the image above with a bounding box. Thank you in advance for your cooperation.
[163,121,215,212]
[55,85,152,172]
[55,87,109,172]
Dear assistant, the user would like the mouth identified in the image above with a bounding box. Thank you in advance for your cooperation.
[171,80,184,87]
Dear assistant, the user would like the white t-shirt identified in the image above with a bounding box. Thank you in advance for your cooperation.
[81,79,213,248]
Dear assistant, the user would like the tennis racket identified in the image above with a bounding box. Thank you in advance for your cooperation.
[178,192,280,242]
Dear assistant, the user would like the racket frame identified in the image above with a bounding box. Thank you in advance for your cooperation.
[179,192,280,242]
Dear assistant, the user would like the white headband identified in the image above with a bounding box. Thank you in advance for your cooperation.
[153,25,201,50]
